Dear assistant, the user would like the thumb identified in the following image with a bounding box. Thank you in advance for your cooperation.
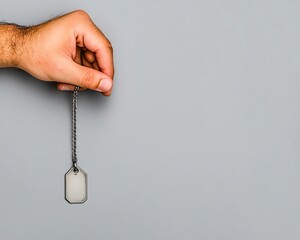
[61,60,113,92]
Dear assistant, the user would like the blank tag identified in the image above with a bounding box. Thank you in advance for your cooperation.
[65,167,88,204]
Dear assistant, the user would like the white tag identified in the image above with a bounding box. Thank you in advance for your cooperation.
[65,167,88,204]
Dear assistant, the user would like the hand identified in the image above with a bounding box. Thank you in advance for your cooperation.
[1,10,114,95]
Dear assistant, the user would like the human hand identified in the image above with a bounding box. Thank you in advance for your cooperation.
[3,10,114,95]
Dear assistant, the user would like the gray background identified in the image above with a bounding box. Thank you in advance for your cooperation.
[0,0,299,239]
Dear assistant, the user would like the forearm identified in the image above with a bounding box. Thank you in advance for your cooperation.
[0,24,24,68]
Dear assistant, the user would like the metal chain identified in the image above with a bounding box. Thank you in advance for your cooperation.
[72,86,80,172]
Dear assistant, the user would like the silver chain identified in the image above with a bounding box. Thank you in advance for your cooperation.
[72,86,80,172]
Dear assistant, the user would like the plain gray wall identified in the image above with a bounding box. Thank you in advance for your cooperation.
[0,0,300,239]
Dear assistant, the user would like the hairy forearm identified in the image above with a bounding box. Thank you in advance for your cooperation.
[0,24,24,68]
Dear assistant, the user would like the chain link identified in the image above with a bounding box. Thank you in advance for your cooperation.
[72,86,80,172]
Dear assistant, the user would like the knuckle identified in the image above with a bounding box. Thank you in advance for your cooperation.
[73,10,90,19]
[80,71,99,89]
[106,40,113,52]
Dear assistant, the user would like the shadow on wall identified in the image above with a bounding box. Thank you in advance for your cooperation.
[0,68,109,110]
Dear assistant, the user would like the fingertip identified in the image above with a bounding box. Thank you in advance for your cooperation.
[57,84,75,91]
[102,90,112,96]
[57,84,68,91]
[83,50,96,63]
[57,84,64,91]
[97,78,113,92]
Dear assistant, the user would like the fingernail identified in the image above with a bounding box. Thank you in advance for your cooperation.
[60,86,74,91]
[97,78,112,92]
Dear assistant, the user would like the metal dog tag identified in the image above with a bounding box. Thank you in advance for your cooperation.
[65,166,88,204]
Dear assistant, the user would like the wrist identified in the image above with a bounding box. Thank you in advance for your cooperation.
[0,24,26,68]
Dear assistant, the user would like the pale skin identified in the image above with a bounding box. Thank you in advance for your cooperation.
[0,10,114,96]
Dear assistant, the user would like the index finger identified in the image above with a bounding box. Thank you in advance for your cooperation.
[74,11,114,79]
